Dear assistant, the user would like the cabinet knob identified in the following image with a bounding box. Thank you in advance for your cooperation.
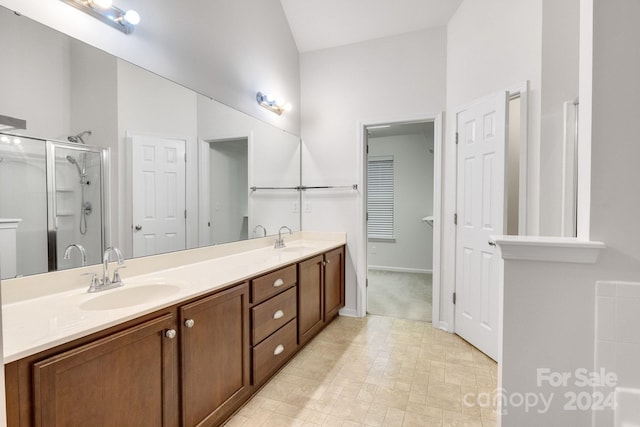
[273,344,285,356]
[165,329,177,339]
[184,319,195,328]
[273,278,284,288]
[273,310,284,320]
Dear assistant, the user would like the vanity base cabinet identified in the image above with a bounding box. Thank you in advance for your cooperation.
[297,255,325,346]
[323,247,345,321]
[32,313,178,427]
[180,283,250,427]
[298,246,346,345]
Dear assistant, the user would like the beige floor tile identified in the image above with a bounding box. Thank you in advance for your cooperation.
[225,316,497,427]
[402,410,443,427]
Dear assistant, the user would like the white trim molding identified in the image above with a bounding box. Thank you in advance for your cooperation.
[492,235,605,264]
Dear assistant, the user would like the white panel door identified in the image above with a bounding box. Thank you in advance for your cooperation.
[454,91,508,361]
[132,134,186,257]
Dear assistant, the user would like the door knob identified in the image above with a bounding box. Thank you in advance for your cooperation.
[134,225,142,231]
[184,319,195,328]
[165,329,177,339]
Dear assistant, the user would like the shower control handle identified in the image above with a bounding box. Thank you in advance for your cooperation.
[134,225,142,231]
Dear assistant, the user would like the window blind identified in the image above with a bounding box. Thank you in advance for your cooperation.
[367,156,394,239]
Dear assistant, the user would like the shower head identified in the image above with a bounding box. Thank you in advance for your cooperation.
[67,130,92,144]
[66,155,85,178]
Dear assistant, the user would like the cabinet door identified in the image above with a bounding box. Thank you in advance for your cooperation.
[324,246,345,321]
[33,314,178,427]
[298,255,324,345]
[180,283,250,427]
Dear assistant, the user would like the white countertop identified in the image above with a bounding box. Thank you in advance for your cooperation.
[2,233,345,363]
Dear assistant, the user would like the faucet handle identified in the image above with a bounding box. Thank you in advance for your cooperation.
[81,272,100,293]
[112,265,127,284]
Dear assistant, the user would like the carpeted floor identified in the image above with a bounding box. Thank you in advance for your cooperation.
[367,270,432,322]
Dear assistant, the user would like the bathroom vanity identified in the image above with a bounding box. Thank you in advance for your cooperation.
[3,233,345,426]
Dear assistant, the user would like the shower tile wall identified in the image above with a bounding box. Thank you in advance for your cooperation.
[594,281,640,427]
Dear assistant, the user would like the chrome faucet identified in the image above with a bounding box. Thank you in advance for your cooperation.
[274,226,292,249]
[85,246,126,293]
[64,244,87,267]
[253,224,267,237]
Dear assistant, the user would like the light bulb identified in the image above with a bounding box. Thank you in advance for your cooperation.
[283,103,292,112]
[89,0,113,9]
[123,10,140,25]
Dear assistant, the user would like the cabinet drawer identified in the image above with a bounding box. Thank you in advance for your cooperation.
[251,264,296,303]
[252,319,298,385]
[252,286,297,344]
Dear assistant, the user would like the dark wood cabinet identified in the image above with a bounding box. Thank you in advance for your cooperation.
[32,313,178,427]
[297,246,346,345]
[324,246,345,321]
[5,245,345,427]
[297,254,325,345]
[180,283,250,427]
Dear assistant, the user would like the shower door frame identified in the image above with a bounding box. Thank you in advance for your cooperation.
[45,140,110,271]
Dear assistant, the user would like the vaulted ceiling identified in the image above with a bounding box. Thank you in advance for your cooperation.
[279,0,463,53]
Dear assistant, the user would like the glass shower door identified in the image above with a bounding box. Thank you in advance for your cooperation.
[47,142,108,270]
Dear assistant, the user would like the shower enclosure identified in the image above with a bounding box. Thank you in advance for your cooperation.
[0,133,109,278]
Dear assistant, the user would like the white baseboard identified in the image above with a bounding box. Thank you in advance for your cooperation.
[437,321,450,332]
[339,308,359,318]
[368,266,432,274]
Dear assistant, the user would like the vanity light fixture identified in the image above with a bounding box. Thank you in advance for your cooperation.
[0,114,26,132]
[256,92,292,116]
[60,0,141,34]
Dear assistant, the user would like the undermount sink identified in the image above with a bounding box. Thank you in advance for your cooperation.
[79,284,181,311]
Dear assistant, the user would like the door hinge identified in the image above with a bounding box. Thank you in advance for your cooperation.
[366,278,369,288]
[453,292,457,305]
[366,144,369,154]
[184,210,187,219]
[366,211,369,221]
[455,132,459,145]
[184,152,187,162]
[454,213,458,225]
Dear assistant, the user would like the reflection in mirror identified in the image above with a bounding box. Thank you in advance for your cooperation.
[0,135,109,279]
[0,6,301,278]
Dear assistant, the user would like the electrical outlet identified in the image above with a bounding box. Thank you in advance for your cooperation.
[292,202,299,213]
[371,246,377,254]
[305,202,312,213]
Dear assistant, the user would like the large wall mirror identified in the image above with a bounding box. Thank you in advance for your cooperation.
[0,7,301,279]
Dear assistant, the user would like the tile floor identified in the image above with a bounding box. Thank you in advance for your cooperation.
[225,315,498,426]
[367,271,432,322]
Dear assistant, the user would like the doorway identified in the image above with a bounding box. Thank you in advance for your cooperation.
[365,121,436,322]
[205,137,248,245]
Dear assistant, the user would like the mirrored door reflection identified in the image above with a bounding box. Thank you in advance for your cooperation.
[49,143,107,271]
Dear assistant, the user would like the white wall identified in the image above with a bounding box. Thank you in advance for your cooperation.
[197,95,301,244]
[300,28,447,315]
[0,8,71,139]
[0,0,301,135]
[367,130,434,272]
[117,60,199,259]
[499,0,640,425]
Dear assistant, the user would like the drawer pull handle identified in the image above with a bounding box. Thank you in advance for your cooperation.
[273,310,284,320]
[274,344,285,356]
[273,278,284,288]
[165,329,177,339]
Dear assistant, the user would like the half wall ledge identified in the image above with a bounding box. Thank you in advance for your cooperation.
[491,235,605,264]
